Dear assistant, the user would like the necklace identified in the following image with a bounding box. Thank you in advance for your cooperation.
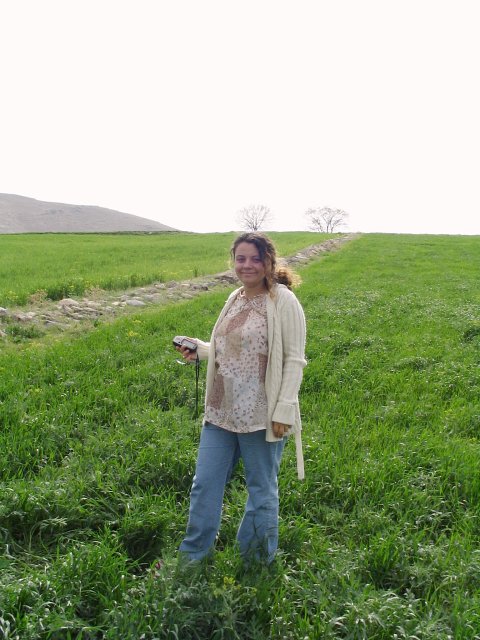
[238,290,267,314]
[239,289,267,301]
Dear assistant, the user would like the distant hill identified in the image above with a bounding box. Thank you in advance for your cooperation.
[0,194,178,233]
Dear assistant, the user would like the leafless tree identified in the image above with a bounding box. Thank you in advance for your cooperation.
[236,204,273,232]
[305,206,348,233]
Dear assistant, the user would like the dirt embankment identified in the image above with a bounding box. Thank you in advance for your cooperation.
[0,234,359,340]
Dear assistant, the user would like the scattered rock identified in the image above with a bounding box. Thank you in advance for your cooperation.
[214,272,237,284]
[58,298,79,307]
[126,299,146,307]
[143,294,162,302]
[0,307,8,316]
[11,311,36,321]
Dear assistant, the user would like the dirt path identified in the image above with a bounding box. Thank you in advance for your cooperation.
[0,233,359,341]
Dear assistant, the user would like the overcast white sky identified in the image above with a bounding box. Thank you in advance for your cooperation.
[1,0,479,234]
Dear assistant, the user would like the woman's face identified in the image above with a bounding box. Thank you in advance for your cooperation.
[234,242,267,292]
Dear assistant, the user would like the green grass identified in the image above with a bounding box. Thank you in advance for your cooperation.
[1,233,480,638]
[0,231,327,305]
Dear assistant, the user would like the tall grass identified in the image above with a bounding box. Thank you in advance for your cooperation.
[0,231,326,305]
[1,233,479,638]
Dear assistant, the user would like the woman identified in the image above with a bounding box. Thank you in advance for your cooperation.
[175,232,306,565]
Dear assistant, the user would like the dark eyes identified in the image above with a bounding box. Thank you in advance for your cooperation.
[236,256,262,263]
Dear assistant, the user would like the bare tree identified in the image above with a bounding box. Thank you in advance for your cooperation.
[237,204,273,232]
[305,206,348,233]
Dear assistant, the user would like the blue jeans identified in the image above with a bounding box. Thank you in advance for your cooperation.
[179,422,285,564]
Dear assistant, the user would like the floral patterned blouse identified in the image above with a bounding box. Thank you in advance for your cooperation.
[204,291,268,432]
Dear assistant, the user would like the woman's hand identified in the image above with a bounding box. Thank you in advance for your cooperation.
[175,338,198,363]
[272,421,289,438]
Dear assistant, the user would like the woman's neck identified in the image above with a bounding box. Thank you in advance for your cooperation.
[242,284,267,299]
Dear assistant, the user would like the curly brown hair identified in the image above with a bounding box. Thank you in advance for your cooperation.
[231,232,300,291]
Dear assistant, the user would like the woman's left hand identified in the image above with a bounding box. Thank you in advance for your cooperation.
[272,422,289,438]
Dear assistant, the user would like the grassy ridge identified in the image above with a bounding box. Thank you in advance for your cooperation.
[0,231,326,305]
[1,234,480,638]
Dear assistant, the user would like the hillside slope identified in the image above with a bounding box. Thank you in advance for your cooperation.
[0,193,177,233]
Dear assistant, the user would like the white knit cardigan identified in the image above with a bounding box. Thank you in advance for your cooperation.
[195,283,307,479]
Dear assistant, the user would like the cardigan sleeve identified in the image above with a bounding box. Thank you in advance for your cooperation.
[195,339,211,361]
[271,290,307,426]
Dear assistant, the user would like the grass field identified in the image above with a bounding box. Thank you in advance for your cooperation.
[0,231,326,306]
[1,233,480,638]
